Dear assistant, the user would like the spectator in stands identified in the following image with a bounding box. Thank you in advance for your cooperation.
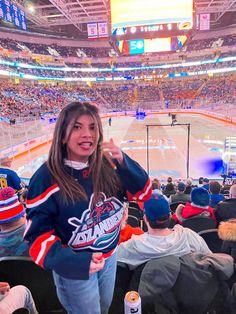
[215,184,236,225]
[170,182,191,204]
[218,218,236,262]
[221,171,234,186]
[202,178,210,191]
[0,187,29,257]
[0,282,38,313]
[118,203,144,244]
[209,181,225,208]
[173,187,216,224]
[0,157,22,193]
[24,101,151,314]
[19,188,28,207]
[151,179,169,201]
[163,177,176,198]
[184,178,194,195]
[117,195,211,267]
[198,177,204,187]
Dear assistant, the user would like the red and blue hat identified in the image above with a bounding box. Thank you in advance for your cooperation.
[0,187,25,224]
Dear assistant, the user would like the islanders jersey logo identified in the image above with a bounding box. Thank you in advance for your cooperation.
[68,193,124,251]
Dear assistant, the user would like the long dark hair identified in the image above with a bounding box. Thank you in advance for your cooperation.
[47,101,121,203]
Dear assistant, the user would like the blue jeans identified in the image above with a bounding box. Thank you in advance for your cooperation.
[53,252,117,314]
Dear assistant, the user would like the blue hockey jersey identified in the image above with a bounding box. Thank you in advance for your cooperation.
[0,167,22,192]
[25,153,151,280]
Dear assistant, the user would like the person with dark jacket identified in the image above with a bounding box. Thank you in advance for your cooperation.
[215,184,236,225]
[163,177,176,198]
[170,182,190,204]
[24,102,151,314]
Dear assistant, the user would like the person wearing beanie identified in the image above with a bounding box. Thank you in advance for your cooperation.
[0,157,23,193]
[0,187,29,257]
[172,187,216,224]
[169,182,191,204]
[117,195,211,267]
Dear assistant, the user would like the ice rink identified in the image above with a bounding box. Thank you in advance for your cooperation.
[13,113,236,182]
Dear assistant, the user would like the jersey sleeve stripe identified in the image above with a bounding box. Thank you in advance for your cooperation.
[126,178,152,201]
[26,184,59,208]
[29,230,60,268]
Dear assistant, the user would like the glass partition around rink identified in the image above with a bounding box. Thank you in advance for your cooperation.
[1,110,236,185]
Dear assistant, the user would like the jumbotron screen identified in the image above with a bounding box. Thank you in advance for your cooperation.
[116,36,188,55]
[110,0,193,39]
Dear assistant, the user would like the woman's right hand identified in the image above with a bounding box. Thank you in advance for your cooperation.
[89,253,105,275]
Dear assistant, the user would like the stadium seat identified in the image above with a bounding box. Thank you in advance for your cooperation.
[198,229,223,253]
[0,256,66,314]
[127,215,140,228]
[128,206,143,219]
[182,216,216,233]
[128,201,141,210]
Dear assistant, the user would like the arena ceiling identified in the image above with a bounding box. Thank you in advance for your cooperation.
[12,0,236,36]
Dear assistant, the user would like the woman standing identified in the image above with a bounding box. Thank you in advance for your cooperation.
[24,102,151,314]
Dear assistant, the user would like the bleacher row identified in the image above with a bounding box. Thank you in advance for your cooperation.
[0,75,236,122]
[0,33,236,59]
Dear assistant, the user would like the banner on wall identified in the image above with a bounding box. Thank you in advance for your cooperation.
[98,22,108,38]
[199,13,210,31]
[87,22,98,39]
[87,22,108,39]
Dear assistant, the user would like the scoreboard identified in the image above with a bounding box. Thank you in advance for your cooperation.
[0,0,27,30]
[110,0,194,44]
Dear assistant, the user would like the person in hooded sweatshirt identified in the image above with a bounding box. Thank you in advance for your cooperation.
[116,195,211,267]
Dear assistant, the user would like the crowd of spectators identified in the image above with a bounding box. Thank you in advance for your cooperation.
[0,72,235,121]
[0,37,111,58]
[0,32,235,63]
[186,33,236,51]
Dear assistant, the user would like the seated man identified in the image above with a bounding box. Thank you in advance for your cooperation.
[209,181,225,208]
[0,281,38,314]
[0,187,29,257]
[169,182,190,204]
[172,187,216,224]
[117,195,211,267]
[202,178,210,191]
